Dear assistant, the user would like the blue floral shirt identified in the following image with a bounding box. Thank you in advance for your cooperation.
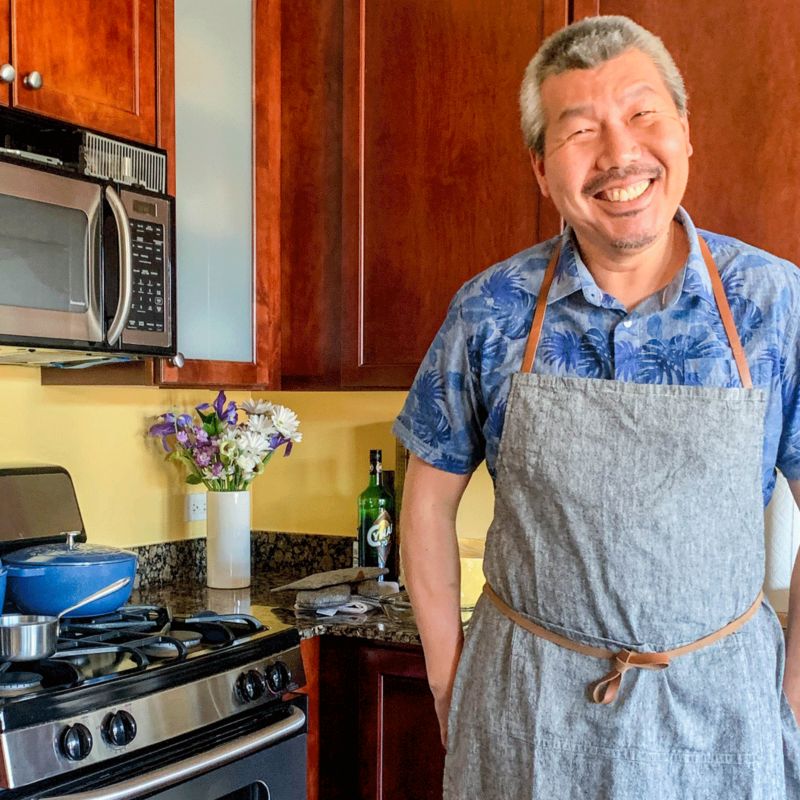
[393,208,800,506]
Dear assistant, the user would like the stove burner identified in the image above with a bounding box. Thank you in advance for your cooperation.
[142,629,202,657]
[0,671,42,695]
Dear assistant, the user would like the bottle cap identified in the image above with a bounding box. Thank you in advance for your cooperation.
[369,449,382,461]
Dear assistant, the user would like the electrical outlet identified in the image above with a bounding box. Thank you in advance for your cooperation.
[185,492,207,522]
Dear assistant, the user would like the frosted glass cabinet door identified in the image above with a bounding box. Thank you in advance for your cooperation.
[174,0,253,362]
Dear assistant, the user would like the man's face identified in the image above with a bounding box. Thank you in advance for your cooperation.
[531,48,692,259]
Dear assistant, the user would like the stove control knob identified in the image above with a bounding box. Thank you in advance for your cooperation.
[265,661,291,695]
[235,670,266,703]
[60,723,93,761]
[103,710,137,747]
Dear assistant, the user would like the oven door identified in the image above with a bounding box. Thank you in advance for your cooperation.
[0,160,103,345]
[37,702,306,800]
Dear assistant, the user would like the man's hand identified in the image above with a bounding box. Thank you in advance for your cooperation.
[784,480,800,718]
[400,455,471,752]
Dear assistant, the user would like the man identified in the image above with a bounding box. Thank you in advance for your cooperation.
[393,15,800,799]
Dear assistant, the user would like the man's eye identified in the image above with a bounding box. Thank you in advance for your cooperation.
[633,110,655,119]
[568,128,593,139]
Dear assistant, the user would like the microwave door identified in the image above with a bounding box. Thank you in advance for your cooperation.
[0,161,103,345]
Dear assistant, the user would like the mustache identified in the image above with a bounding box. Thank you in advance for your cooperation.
[582,166,663,197]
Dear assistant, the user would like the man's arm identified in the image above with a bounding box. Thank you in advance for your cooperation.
[401,454,471,748]
[783,480,800,715]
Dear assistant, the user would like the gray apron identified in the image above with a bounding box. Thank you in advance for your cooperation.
[444,239,800,799]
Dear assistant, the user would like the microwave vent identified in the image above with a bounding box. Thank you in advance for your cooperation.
[82,132,166,193]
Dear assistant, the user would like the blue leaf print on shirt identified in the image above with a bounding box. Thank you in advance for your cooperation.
[541,330,582,372]
[615,340,640,380]
[577,329,612,378]
[467,334,508,385]
[682,267,713,304]
[412,370,451,448]
[486,399,507,441]
[479,266,535,340]
[637,334,724,384]
[728,295,763,346]
[752,345,781,386]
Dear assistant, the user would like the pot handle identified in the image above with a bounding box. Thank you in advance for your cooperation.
[57,577,131,620]
[5,565,46,577]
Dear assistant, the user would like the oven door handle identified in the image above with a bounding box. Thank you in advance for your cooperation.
[42,705,305,800]
[105,186,134,346]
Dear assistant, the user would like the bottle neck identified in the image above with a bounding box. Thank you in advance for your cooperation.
[369,462,383,486]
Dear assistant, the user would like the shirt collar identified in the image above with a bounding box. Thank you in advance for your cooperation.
[546,207,714,309]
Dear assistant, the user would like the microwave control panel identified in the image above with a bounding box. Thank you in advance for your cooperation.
[127,219,166,333]
[118,189,172,351]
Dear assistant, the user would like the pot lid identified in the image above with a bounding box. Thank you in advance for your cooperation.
[5,540,136,567]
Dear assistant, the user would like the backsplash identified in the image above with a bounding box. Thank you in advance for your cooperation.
[133,531,353,588]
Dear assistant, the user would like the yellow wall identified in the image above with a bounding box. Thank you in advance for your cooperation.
[0,366,495,546]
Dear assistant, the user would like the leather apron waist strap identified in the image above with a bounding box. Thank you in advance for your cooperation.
[482,583,763,705]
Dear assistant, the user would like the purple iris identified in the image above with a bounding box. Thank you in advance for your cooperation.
[268,433,294,456]
[213,390,238,426]
[148,413,178,451]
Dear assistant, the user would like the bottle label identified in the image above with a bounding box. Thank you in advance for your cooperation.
[352,539,359,568]
[366,510,393,568]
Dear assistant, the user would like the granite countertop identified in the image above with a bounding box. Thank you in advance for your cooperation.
[132,573,424,646]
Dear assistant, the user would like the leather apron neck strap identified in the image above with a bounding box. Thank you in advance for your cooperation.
[520,236,753,389]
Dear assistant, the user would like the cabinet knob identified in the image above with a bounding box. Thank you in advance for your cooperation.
[170,352,185,369]
[23,70,43,90]
[0,63,15,84]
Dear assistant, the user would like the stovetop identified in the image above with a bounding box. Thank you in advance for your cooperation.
[0,604,305,791]
[0,604,295,707]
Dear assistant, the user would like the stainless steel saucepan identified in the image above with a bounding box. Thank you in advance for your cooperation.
[0,577,131,662]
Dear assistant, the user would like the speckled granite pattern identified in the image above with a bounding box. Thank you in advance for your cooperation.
[131,574,424,646]
[132,532,353,589]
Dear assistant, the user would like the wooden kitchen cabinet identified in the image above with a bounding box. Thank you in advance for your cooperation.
[6,0,157,143]
[317,636,444,800]
[281,0,558,389]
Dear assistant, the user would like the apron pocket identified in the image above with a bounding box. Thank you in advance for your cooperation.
[508,624,763,765]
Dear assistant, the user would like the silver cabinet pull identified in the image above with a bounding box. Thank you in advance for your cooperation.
[23,70,43,89]
[0,63,15,83]
[170,351,185,368]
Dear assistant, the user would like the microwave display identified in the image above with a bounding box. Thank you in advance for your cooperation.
[127,220,166,333]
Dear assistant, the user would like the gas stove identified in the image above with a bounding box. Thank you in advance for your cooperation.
[0,604,306,798]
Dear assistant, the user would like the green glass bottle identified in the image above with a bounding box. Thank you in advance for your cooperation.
[357,449,396,581]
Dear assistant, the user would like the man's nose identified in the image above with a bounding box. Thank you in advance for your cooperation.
[595,123,641,172]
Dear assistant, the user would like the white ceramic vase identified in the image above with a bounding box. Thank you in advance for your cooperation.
[206,490,251,589]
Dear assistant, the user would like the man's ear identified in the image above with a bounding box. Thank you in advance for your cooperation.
[681,115,693,158]
[529,149,550,198]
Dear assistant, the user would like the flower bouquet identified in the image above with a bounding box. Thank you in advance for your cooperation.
[148,392,302,589]
[148,391,302,491]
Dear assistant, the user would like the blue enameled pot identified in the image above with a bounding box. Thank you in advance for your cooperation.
[5,542,136,617]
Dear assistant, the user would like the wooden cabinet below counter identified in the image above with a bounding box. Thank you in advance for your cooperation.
[316,636,445,800]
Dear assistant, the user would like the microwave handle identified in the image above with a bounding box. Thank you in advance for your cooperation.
[105,186,134,346]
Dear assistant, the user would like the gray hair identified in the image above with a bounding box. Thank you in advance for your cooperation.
[520,16,687,156]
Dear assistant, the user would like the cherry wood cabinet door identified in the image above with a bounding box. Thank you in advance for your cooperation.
[358,644,446,800]
[591,1,800,266]
[10,0,157,143]
[0,0,9,106]
[341,0,547,388]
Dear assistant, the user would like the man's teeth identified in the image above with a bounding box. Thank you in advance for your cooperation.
[600,180,650,202]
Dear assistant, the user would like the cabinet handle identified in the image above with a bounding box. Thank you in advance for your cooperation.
[170,352,185,369]
[23,70,43,90]
[0,63,15,84]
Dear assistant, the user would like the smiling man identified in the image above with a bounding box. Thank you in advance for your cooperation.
[394,15,800,799]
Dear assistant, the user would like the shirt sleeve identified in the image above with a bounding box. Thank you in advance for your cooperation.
[776,283,800,480]
[392,287,486,474]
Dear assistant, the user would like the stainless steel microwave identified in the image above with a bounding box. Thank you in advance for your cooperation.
[0,153,176,367]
